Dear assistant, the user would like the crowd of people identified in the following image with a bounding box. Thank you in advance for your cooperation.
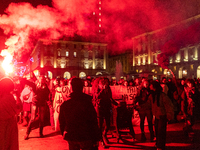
[1,71,200,150]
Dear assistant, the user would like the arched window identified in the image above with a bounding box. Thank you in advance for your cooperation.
[79,72,86,78]
[163,69,169,75]
[66,51,69,57]
[96,72,102,76]
[179,67,187,78]
[64,72,71,79]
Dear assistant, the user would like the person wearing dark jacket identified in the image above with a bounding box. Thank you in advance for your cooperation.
[148,81,174,150]
[134,79,154,142]
[94,78,118,147]
[24,75,50,140]
[59,78,100,150]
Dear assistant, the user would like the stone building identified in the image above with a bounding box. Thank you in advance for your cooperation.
[131,14,200,79]
[27,39,108,79]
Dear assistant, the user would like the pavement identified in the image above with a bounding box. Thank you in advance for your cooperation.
[18,121,200,150]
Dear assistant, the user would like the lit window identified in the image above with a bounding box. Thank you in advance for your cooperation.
[85,63,89,69]
[99,18,101,21]
[99,13,101,16]
[99,24,101,27]
[66,51,69,57]
[58,51,61,56]
[96,72,102,75]
[169,57,173,63]
[191,64,193,70]
[74,52,77,57]
[93,12,95,15]
[99,1,101,4]
[99,30,101,33]
[174,66,176,71]
[99,7,101,10]
[183,70,187,75]
[61,63,65,68]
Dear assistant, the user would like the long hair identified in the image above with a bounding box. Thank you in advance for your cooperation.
[151,81,163,107]
[92,77,101,95]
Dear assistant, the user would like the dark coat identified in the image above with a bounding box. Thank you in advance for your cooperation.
[34,83,50,106]
[59,92,100,142]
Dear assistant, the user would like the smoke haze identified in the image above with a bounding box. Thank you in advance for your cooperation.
[0,0,199,61]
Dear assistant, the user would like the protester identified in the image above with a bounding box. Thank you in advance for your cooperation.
[53,78,68,131]
[134,79,154,142]
[0,77,23,150]
[94,78,118,147]
[24,75,50,140]
[59,78,100,150]
[160,77,169,95]
[148,81,174,150]
[183,79,199,139]
[48,78,57,130]
[84,79,91,87]
[13,77,25,124]
[20,82,34,126]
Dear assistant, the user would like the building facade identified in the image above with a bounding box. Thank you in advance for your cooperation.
[131,14,200,79]
[107,51,133,80]
[27,39,108,79]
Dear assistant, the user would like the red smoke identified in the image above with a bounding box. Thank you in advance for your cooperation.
[0,0,199,61]
[157,20,200,69]
[0,0,96,61]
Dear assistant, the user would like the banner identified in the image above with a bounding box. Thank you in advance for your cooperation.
[53,85,71,131]
[54,85,146,126]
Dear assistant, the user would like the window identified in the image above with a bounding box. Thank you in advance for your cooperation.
[58,51,61,56]
[64,72,71,79]
[74,52,77,57]
[66,51,69,57]
[183,70,187,75]
[47,71,53,79]
[79,72,86,78]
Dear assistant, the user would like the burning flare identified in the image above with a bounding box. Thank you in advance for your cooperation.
[0,50,14,75]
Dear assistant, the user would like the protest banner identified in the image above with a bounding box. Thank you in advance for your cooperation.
[53,85,71,131]
[54,85,147,127]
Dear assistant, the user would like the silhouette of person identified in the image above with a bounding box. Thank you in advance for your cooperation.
[149,81,174,150]
[59,78,100,150]
[0,77,22,150]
